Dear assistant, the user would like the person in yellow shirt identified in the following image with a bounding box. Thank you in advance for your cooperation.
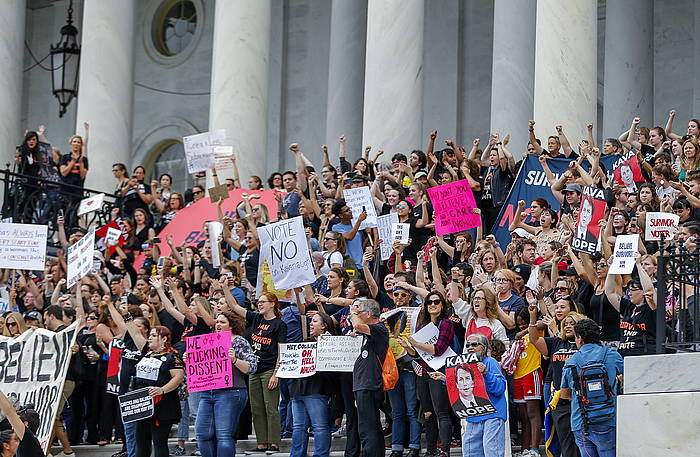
[514,307,544,457]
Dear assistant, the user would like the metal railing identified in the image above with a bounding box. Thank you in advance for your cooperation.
[0,164,119,247]
[656,241,700,353]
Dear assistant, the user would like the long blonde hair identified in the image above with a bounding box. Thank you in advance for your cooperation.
[2,312,28,337]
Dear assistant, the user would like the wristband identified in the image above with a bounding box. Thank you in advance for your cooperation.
[122,313,133,323]
[528,323,538,327]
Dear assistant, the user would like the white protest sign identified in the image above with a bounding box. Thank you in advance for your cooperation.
[67,229,95,288]
[105,227,121,246]
[609,234,639,275]
[207,221,224,268]
[0,321,80,452]
[77,193,105,216]
[183,129,227,173]
[645,212,679,241]
[0,218,11,223]
[213,146,234,171]
[316,335,363,372]
[343,186,378,229]
[258,216,316,290]
[411,322,457,370]
[0,223,47,270]
[392,223,410,244]
[276,342,317,378]
[377,213,399,260]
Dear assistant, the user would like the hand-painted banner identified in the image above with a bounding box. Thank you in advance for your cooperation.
[609,234,639,274]
[343,186,378,229]
[0,321,80,452]
[316,335,363,372]
[183,130,227,173]
[258,216,315,290]
[572,186,607,255]
[276,342,317,378]
[427,180,481,234]
[185,331,233,392]
[67,229,95,288]
[0,223,47,270]
[446,353,496,419]
[645,212,679,241]
[377,213,399,261]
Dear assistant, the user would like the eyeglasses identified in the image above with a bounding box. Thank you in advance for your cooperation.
[324,237,337,241]
[252,207,260,211]
[112,169,120,173]
[393,292,410,298]
[555,287,569,292]
[465,342,482,348]
[627,287,642,292]
[494,278,510,283]
[472,296,486,302]
[426,298,442,305]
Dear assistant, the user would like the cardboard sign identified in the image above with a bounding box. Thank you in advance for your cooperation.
[411,322,457,370]
[572,186,607,255]
[208,184,229,203]
[0,223,48,270]
[118,388,155,423]
[343,187,378,229]
[427,180,481,235]
[78,193,105,216]
[258,216,316,290]
[277,342,317,378]
[185,331,233,392]
[213,145,234,171]
[609,234,639,274]
[377,213,399,260]
[183,130,227,173]
[67,229,95,288]
[0,321,79,451]
[645,212,679,241]
[446,353,496,419]
[316,335,363,372]
[392,223,410,244]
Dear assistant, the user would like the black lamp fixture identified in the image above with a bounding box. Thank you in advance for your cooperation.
[50,0,81,117]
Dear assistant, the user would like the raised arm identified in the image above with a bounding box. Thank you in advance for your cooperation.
[604,268,622,312]
[361,248,379,298]
[665,109,682,141]
[566,245,594,285]
[149,276,186,325]
[0,390,25,439]
[555,125,574,157]
[529,120,544,155]
[586,123,597,149]
[107,299,147,350]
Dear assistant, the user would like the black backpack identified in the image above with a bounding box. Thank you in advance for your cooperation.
[568,349,616,430]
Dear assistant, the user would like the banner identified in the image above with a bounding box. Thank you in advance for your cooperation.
[185,331,233,392]
[411,322,457,370]
[0,223,47,270]
[257,216,315,290]
[392,223,410,244]
[645,212,679,241]
[377,213,399,261]
[446,353,496,419]
[183,129,227,173]
[343,187,378,229]
[105,339,123,395]
[572,186,607,255]
[95,218,129,255]
[77,193,105,216]
[611,150,645,191]
[276,342,317,378]
[67,229,95,288]
[118,388,154,423]
[0,321,79,451]
[609,234,639,274]
[316,335,363,372]
[427,179,481,234]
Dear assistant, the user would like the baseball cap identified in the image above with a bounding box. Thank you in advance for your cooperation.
[564,183,582,193]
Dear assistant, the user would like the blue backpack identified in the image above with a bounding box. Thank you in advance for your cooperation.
[569,350,616,430]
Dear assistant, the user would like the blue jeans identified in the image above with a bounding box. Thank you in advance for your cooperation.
[124,420,137,457]
[461,418,505,457]
[196,389,248,457]
[178,391,201,441]
[573,425,616,457]
[387,371,421,451]
[279,378,294,435]
[289,394,331,457]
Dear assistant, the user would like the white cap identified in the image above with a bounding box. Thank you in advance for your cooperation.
[512,228,530,239]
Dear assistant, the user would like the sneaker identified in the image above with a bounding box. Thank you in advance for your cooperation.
[388,451,404,457]
[406,449,420,457]
[171,446,186,456]
[192,449,201,456]
[332,424,345,438]
[422,450,437,457]
[450,438,461,448]
[244,447,268,455]
[110,452,127,457]
[266,445,280,455]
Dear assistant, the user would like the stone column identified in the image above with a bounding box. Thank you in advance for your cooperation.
[603,0,653,137]
[325,0,367,159]
[0,0,25,171]
[75,0,135,192]
[694,0,700,117]
[209,0,271,183]
[534,0,597,144]
[490,0,536,155]
[362,0,424,155]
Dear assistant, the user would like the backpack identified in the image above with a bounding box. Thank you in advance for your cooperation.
[326,253,358,278]
[568,350,616,430]
[378,349,399,391]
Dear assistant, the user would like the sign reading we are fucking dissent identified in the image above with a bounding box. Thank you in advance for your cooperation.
[185,331,233,392]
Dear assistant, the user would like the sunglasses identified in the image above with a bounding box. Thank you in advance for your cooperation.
[324,237,337,241]
[465,342,482,348]
[393,292,410,298]
[6,322,17,328]
[193,190,203,195]
[555,287,569,292]
[426,298,442,305]
[87,316,98,320]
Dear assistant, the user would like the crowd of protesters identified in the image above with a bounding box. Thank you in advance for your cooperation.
[2,111,700,457]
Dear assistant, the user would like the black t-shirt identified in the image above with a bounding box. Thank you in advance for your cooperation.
[117,334,143,394]
[544,337,578,389]
[55,324,76,382]
[239,246,260,288]
[75,328,99,380]
[640,144,656,167]
[618,297,656,357]
[121,181,152,218]
[352,322,389,392]
[17,429,43,457]
[133,349,183,422]
[175,316,212,354]
[411,202,433,250]
[245,310,287,373]
[58,153,88,190]
[158,308,185,344]
[581,285,621,342]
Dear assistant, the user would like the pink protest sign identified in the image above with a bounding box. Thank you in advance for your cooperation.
[427,180,482,235]
[185,331,233,392]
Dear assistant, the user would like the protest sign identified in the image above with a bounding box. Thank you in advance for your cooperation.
[316,335,363,372]
[0,223,47,270]
[258,216,315,290]
[276,342,317,378]
[611,150,645,191]
[609,234,639,274]
[185,331,233,392]
[392,223,410,244]
[381,306,420,336]
[207,221,224,268]
[183,129,227,173]
[645,212,679,241]
[77,193,105,216]
[67,229,95,288]
[0,298,11,312]
[572,186,607,255]
[0,321,79,451]
[105,339,124,395]
[0,218,11,223]
[213,145,234,170]
[118,388,154,423]
[343,186,378,229]
[411,322,457,370]
[105,227,122,246]
[445,353,496,419]
[377,213,399,260]
[427,180,481,235]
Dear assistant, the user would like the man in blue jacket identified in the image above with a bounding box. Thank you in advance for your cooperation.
[461,333,507,457]
[560,319,623,457]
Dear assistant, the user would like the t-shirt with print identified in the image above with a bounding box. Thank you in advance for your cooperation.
[174,316,212,354]
[514,333,543,379]
[352,322,389,392]
[121,181,151,217]
[544,337,578,389]
[58,153,88,192]
[499,293,525,339]
[618,297,656,357]
[133,349,184,422]
[245,310,287,373]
